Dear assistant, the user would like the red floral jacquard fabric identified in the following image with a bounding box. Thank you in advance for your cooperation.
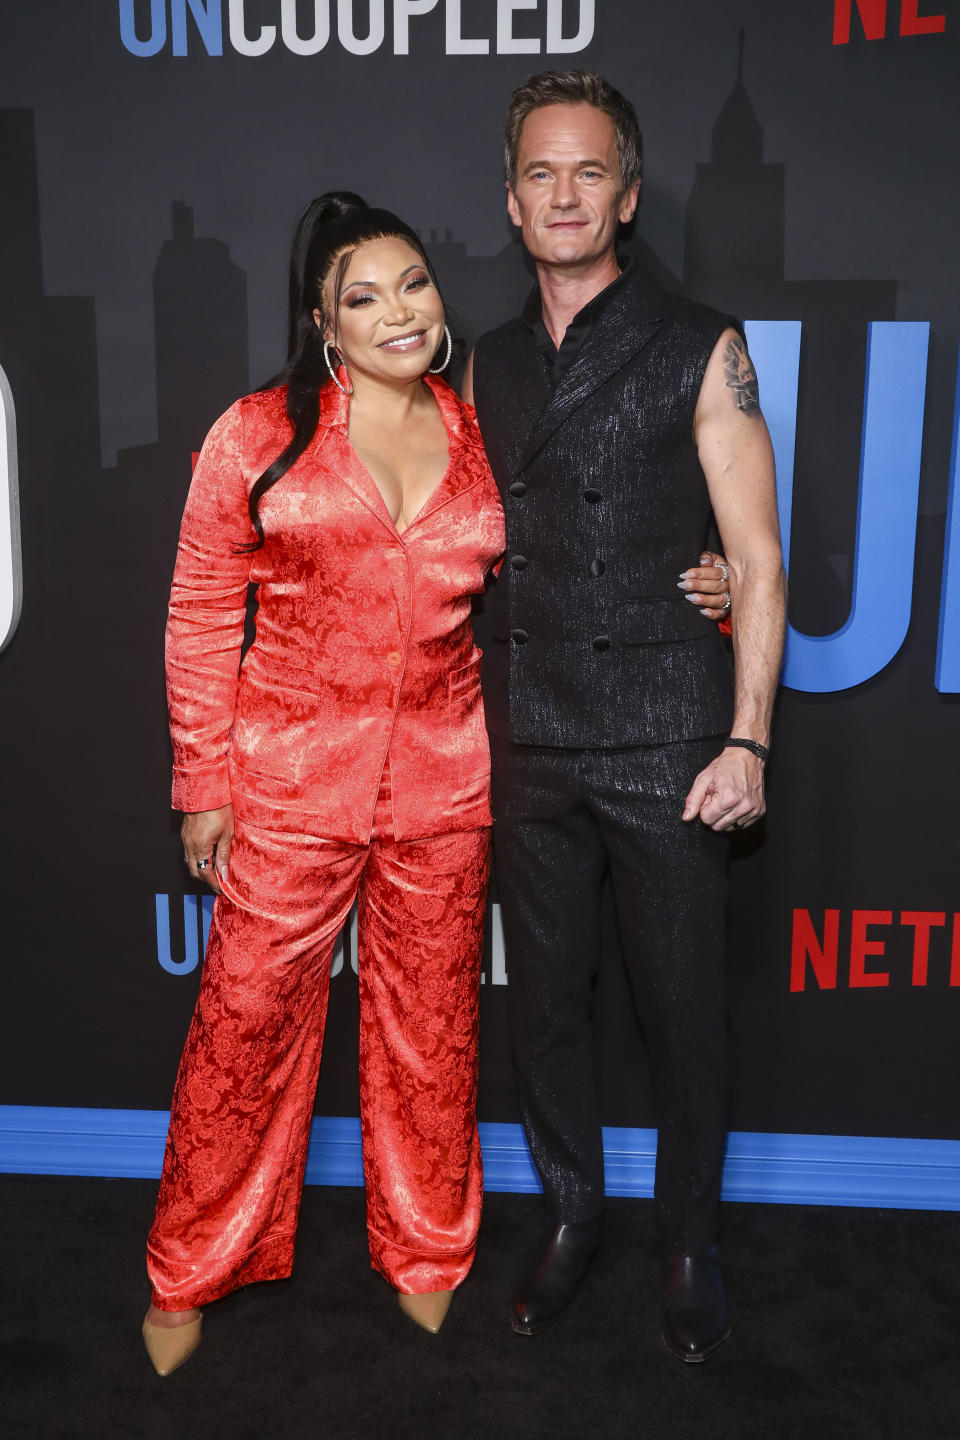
[165,374,505,841]
[148,378,505,1309]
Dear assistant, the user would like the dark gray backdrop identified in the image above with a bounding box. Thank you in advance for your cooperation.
[1,0,958,1140]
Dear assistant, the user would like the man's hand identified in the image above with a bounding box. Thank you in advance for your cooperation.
[679,550,731,622]
[181,804,234,893]
[682,748,765,831]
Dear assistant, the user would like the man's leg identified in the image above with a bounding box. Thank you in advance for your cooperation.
[491,739,607,1331]
[592,738,731,1361]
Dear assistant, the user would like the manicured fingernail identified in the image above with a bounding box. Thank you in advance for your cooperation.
[700,554,712,563]
[678,570,691,579]
[677,580,692,590]
[685,593,701,602]
[699,608,712,616]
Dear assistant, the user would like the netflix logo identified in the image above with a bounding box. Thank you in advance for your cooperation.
[833,1,948,43]
[790,909,960,991]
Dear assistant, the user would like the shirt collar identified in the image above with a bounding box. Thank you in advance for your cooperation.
[521,257,635,335]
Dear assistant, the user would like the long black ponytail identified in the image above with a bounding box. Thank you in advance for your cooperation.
[241,191,447,550]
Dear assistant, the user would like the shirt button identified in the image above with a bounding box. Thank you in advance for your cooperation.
[509,480,527,497]
[583,488,602,504]
[511,628,529,645]
[592,634,610,652]
[386,651,402,666]
[510,554,528,570]
[588,558,605,577]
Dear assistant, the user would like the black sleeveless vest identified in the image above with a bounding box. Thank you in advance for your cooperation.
[473,265,734,747]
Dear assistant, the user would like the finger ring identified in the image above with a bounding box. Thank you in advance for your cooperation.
[721,593,731,612]
[197,858,209,871]
[719,562,729,583]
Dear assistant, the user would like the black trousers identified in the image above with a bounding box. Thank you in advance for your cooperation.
[490,735,730,1255]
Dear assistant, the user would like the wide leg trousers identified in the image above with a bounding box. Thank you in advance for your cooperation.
[491,736,729,1256]
[147,763,490,1310]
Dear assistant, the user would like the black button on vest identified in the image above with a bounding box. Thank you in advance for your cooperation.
[588,559,605,578]
[511,554,528,570]
[511,628,529,644]
[583,488,602,504]
[509,480,527,497]
[592,634,610,652]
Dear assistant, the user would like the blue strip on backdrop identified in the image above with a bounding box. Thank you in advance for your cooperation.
[2,1107,959,1211]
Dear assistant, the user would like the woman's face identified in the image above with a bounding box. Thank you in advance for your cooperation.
[316,236,445,386]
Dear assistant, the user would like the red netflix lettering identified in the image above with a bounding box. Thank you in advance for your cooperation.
[833,0,947,41]
[834,0,888,42]
[899,0,947,34]
[790,909,840,992]
[900,911,947,985]
[849,910,892,987]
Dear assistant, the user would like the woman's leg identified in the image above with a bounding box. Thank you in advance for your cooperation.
[147,816,366,1312]
[356,824,491,1295]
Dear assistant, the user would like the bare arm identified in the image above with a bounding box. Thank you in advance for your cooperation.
[682,328,786,830]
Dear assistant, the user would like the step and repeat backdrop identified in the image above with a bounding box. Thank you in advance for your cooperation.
[0,2,958,1146]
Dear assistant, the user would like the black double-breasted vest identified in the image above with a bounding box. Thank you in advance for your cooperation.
[473,265,735,747]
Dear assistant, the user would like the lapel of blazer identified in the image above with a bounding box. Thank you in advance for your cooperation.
[515,265,669,475]
[311,379,396,536]
[311,373,486,538]
[403,375,488,532]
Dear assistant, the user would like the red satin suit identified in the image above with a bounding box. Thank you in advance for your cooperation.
[147,376,505,1309]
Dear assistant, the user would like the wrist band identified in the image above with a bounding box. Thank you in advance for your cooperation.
[724,737,769,763]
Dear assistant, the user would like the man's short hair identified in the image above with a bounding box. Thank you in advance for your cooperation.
[504,69,643,193]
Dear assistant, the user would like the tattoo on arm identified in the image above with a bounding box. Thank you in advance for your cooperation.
[724,337,759,414]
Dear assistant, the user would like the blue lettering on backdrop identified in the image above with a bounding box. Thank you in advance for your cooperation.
[171,0,223,55]
[118,0,167,57]
[747,320,932,693]
[156,894,214,975]
[935,346,960,692]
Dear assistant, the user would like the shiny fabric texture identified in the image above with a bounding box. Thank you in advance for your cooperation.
[490,736,729,1254]
[148,761,491,1309]
[166,374,504,841]
[150,376,504,1309]
[472,264,735,746]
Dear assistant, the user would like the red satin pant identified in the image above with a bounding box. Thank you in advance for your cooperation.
[147,763,490,1310]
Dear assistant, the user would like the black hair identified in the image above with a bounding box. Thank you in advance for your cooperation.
[242,192,448,550]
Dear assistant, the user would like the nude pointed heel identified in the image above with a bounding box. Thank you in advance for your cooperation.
[397,1289,454,1334]
[141,1314,203,1376]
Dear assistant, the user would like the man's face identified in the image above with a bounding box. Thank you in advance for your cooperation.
[506,103,639,270]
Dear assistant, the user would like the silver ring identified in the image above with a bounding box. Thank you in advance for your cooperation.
[197,858,209,871]
[721,592,731,612]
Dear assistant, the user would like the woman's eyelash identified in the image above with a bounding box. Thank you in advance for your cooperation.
[344,276,430,308]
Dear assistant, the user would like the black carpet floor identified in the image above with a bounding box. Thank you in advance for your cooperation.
[2,1175,960,1440]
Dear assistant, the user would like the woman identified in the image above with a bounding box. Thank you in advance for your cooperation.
[143,192,730,1375]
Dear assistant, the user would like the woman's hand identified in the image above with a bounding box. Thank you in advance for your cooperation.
[679,550,731,622]
[181,805,234,894]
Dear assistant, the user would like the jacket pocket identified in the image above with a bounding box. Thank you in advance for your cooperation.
[614,597,714,645]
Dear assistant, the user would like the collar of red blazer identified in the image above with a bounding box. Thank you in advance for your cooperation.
[312,372,489,538]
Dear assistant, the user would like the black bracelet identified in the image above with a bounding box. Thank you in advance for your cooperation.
[724,737,769,763]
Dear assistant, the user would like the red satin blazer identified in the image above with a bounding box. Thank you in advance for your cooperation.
[166,375,505,843]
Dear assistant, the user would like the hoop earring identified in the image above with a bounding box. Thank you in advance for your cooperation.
[323,340,353,395]
[428,325,453,375]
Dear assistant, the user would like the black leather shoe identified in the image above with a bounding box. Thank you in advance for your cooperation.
[661,1245,731,1363]
[511,1216,602,1335]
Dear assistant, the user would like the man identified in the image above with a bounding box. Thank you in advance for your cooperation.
[463,70,785,1362]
